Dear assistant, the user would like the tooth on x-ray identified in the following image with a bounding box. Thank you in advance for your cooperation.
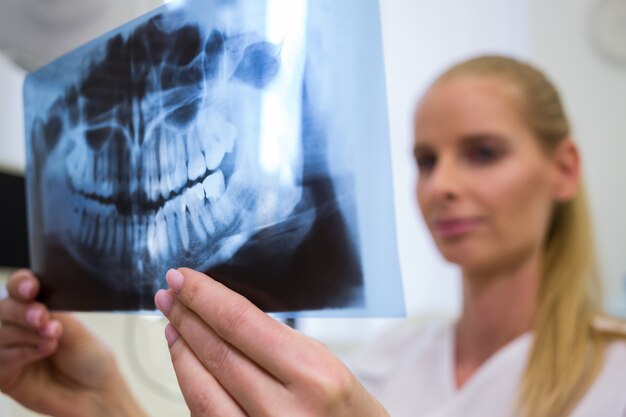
[23,0,405,317]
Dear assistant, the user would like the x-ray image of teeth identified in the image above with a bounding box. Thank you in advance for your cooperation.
[23,0,405,316]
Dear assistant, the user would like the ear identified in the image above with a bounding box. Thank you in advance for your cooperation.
[552,137,581,202]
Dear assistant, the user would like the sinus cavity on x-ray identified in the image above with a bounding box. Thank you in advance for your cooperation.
[23,0,404,316]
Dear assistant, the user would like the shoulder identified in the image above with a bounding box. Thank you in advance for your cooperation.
[591,315,626,386]
[602,335,626,371]
[347,316,453,380]
[592,315,626,364]
[572,317,626,417]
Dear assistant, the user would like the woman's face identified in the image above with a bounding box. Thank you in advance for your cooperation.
[414,75,560,275]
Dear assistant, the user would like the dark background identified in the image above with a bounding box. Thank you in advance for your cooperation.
[0,172,29,268]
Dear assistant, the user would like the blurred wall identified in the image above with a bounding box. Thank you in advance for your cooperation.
[0,0,163,71]
[528,0,626,316]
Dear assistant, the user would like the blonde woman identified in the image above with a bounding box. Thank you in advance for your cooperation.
[350,55,626,417]
[1,55,625,417]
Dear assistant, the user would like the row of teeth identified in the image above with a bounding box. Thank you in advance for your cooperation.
[65,106,236,204]
[68,168,237,264]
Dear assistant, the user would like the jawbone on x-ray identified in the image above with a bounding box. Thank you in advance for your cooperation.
[23,0,405,316]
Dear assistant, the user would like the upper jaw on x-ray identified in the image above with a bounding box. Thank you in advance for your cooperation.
[26,6,327,303]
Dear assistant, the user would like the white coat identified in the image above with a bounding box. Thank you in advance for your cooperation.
[349,320,626,417]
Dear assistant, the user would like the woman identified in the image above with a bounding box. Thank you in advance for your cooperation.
[350,55,626,417]
[1,55,625,417]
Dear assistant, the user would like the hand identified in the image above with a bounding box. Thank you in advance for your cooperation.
[155,268,389,417]
[0,269,147,417]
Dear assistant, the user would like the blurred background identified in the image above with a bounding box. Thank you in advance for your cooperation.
[0,0,625,415]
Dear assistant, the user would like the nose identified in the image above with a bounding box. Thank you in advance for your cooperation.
[418,154,461,203]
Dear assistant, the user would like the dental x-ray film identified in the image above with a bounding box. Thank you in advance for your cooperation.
[23,0,404,317]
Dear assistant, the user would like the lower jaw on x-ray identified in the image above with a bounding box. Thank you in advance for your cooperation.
[24,0,403,316]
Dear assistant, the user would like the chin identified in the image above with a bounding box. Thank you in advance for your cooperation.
[436,239,493,271]
[436,236,474,256]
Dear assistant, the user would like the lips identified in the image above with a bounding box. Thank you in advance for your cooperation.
[432,217,482,238]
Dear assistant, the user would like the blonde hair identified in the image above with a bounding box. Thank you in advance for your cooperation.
[436,55,624,417]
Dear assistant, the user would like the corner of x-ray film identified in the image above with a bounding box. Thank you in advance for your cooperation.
[23,0,405,317]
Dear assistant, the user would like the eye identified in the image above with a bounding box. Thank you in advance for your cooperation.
[465,143,503,164]
[414,151,437,173]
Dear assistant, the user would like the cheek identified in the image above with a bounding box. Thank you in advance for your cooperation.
[483,162,554,242]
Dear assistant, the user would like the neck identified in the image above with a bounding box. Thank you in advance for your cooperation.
[454,251,541,388]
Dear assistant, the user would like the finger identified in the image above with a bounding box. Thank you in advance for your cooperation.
[0,323,48,347]
[0,339,58,369]
[164,268,324,384]
[0,298,50,330]
[166,325,248,417]
[39,319,63,339]
[6,270,40,301]
[157,290,287,417]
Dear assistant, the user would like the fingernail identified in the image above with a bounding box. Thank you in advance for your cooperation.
[166,269,184,294]
[26,307,42,327]
[19,280,34,299]
[40,321,60,338]
[165,323,180,347]
[155,289,173,315]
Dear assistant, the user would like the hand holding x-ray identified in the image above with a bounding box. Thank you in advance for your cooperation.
[155,268,391,417]
[0,270,148,417]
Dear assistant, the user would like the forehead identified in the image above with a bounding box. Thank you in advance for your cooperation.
[414,76,528,141]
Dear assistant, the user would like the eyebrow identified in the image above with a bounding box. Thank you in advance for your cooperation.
[458,132,509,145]
[412,132,509,158]
[414,132,508,148]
